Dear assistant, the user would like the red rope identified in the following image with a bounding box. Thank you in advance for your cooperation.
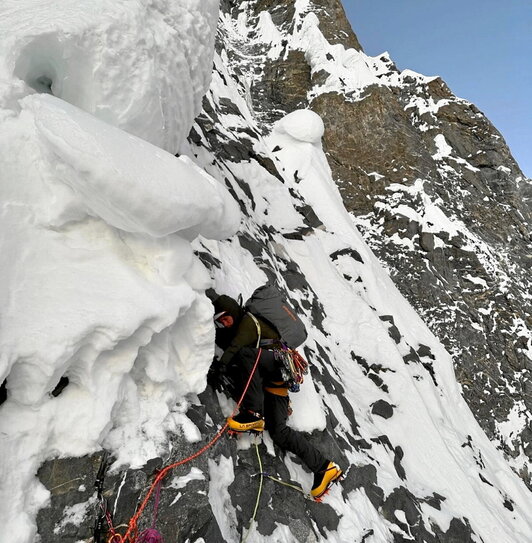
[114,348,263,543]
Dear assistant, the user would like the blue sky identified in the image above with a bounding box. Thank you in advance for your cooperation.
[343,0,531,177]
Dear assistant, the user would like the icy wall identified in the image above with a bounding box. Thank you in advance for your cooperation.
[0,1,239,540]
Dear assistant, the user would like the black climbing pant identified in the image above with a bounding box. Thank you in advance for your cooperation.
[232,347,327,473]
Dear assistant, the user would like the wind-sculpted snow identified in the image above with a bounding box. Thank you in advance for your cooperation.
[27,95,239,239]
[1,0,218,151]
[0,1,242,540]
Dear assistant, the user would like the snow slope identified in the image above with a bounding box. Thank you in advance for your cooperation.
[182,57,532,537]
[220,0,532,494]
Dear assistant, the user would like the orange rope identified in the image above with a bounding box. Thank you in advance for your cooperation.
[114,348,263,543]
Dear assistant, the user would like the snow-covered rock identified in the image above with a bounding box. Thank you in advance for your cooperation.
[1,1,532,543]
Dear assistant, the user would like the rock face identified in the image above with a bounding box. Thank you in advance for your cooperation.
[216,0,532,488]
[34,2,532,542]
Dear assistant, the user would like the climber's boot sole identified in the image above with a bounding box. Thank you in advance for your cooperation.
[227,417,265,433]
[311,463,343,501]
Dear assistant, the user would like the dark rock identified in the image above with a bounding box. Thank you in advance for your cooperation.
[330,247,364,263]
[382,486,421,527]
[341,464,384,509]
[419,232,435,252]
[218,96,242,116]
[379,315,402,344]
[195,251,222,270]
[394,446,406,481]
[403,347,420,364]
[422,492,446,511]
[371,399,394,419]
[417,344,435,359]
[297,204,324,229]
[51,376,69,397]
[0,378,7,405]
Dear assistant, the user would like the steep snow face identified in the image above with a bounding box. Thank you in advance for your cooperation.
[219,0,532,493]
[0,1,241,541]
[0,0,218,152]
[179,64,532,538]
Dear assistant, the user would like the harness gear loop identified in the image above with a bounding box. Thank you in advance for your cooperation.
[273,346,309,392]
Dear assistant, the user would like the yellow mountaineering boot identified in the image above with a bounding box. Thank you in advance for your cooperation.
[227,410,265,433]
[311,461,343,501]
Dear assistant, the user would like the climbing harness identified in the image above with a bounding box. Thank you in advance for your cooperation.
[111,348,264,543]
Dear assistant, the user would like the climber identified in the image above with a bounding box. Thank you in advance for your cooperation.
[210,293,343,500]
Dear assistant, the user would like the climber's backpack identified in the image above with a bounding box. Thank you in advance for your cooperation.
[245,284,307,349]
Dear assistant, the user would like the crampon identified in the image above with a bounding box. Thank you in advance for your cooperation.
[312,466,345,502]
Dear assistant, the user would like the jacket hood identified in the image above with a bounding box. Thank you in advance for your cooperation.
[213,295,244,323]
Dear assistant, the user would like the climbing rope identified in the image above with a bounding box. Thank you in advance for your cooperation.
[241,440,264,543]
[112,348,264,543]
[257,473,310,499]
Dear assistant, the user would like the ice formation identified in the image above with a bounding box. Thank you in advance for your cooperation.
[0,0,241,540]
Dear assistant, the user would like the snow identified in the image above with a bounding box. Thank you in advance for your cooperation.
[274,109,325,144]
[405,95,450,115]
[1,0,219,152]
[169,467,206,490]
[25,94,240,239]
[464,274,489,288]
[1,0,532,541]
[53,496,96,535]
[432,134,454,159]
[0,1,242,540]
[207,455,238,542]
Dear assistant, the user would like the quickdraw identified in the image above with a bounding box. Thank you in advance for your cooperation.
[93,451,123,543]
[273,346,309,392]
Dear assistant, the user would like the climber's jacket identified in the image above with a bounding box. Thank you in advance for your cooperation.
[219,313,279,365]
[214,294,288,395]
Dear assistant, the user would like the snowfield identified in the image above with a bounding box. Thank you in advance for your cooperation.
[1,1,531,542]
